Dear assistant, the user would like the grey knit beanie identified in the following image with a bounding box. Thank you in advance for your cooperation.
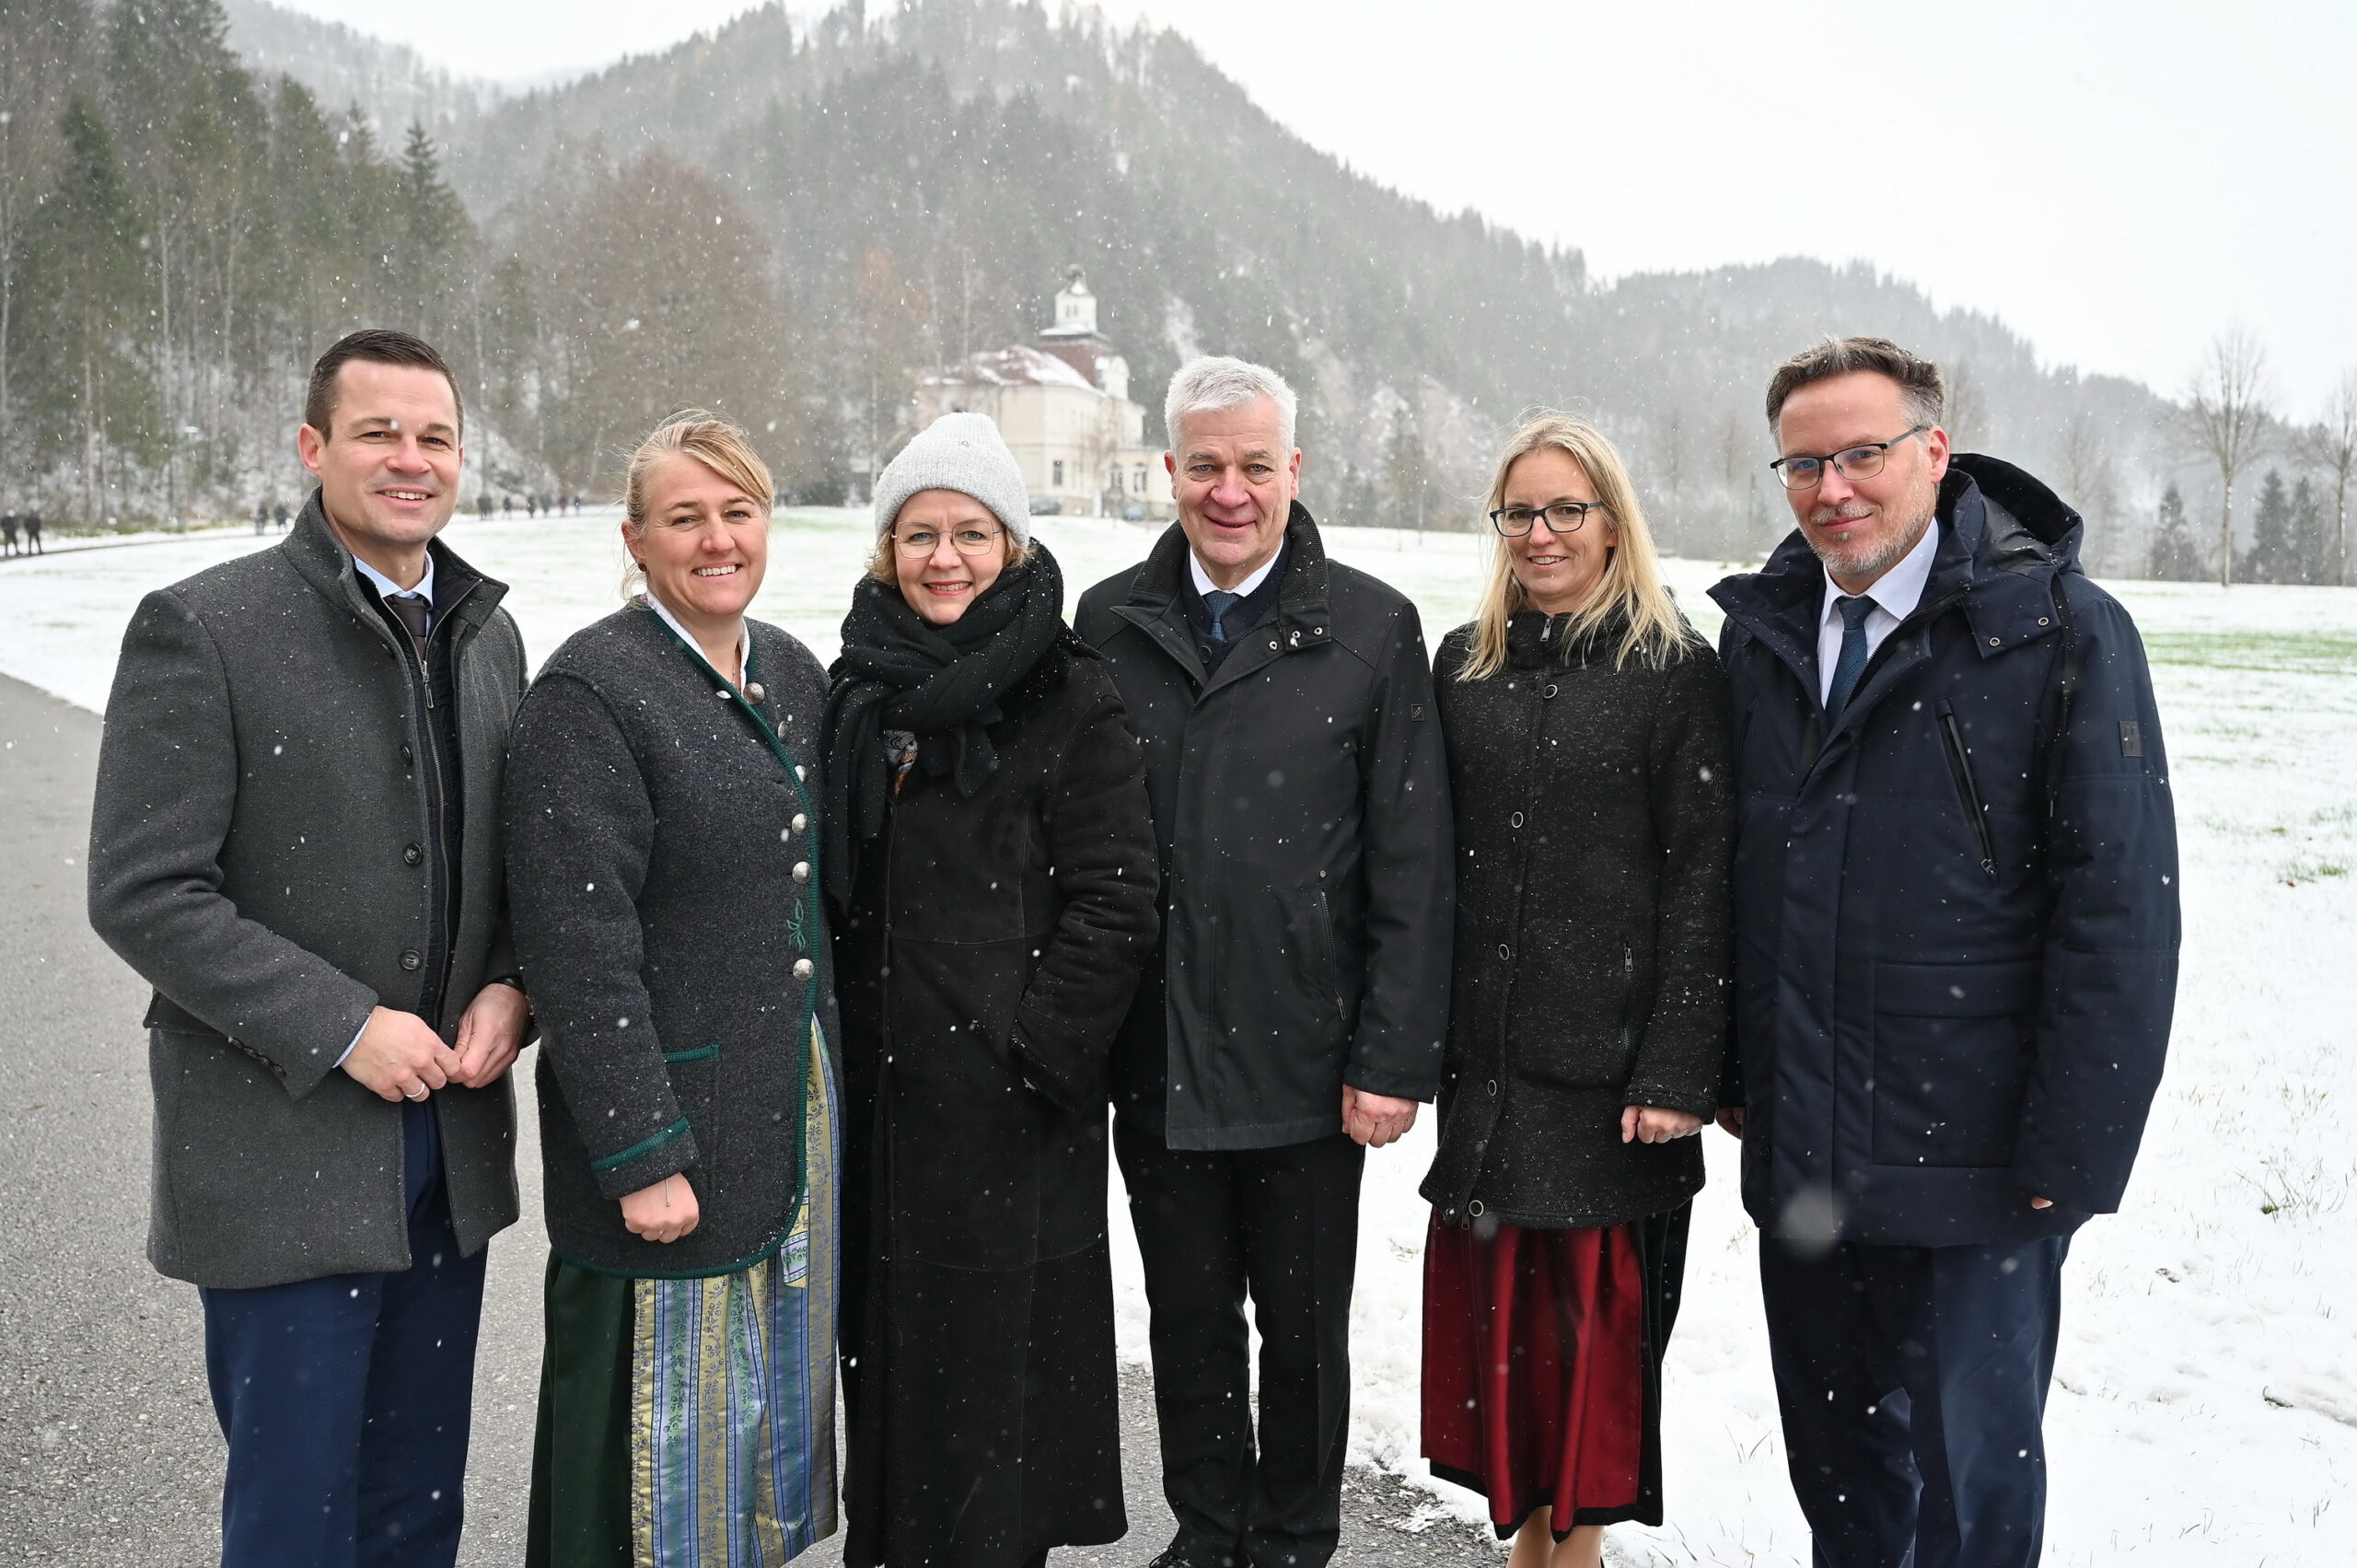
[871,412,1032,550]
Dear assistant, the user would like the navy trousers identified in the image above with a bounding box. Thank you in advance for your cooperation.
[200,1100,487,1568]
[1759,1232,2068,1568]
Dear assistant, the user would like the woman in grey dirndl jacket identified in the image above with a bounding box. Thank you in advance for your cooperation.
[505,415,842,1567]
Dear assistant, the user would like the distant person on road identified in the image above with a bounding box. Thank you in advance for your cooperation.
[1711,337,2179,1568]
[1419,415,1733,1568]
[504,414,842,1566]
[1075,357,1455,1568]
[273,500,289,531]
[20,510,40,552]
[825,414,1158,1568]
[253,497,270,535]
[86,328,531,1568]
[1,514,17,556]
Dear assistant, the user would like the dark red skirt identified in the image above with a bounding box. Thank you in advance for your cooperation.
[1422,1211,1671,1535]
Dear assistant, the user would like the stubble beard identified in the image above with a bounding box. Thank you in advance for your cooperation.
[1807,473,1936,587]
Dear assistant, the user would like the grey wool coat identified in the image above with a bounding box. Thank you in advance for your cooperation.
[502,604,839,1278]
[87,493,528,1289]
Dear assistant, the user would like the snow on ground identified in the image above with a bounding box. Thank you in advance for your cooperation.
[6,509,2353,1562]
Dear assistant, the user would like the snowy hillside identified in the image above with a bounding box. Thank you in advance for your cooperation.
[5,512,2351,1563]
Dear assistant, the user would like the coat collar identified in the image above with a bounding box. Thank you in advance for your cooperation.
[281,487,508,641]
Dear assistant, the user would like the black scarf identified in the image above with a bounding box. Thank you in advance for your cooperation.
[821,541,1066,910]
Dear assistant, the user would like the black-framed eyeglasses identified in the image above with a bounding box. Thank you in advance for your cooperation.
[1769,425,1928,491]
[893,524,1004,556]
[1489,501,1607,537]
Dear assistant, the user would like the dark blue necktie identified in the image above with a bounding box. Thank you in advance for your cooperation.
[1202,589,1241,644]
[1825,594,1875,718]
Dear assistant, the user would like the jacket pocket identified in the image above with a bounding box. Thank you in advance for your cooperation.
[660,1040,724,1169]
[1869,958,2038,1168]
[1507,925,1636,1093]
[1936,698,1998,879]
[1277,881,1347,1025]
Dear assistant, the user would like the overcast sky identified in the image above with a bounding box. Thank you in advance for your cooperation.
[279,0,2357,412]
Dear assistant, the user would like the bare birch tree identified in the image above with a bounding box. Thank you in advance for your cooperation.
[2185,329,2272,588]
[2303,369,2357,586]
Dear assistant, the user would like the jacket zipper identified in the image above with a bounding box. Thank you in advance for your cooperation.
[1936,697,1998,878]
[394,584,476,1019]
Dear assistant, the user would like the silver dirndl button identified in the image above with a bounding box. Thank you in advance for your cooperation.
[793,958,814,981]
[793,862,810,884]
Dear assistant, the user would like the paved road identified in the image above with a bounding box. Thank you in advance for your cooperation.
[0,672,1501,1566]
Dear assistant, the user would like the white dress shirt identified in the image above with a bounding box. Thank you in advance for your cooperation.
[1190,549,1280,599]
[1817,519,1940,705]
[644,588,751,685]
[354,550,436,630]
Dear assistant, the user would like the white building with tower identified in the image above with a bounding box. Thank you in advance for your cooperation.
[916,268,1175,517]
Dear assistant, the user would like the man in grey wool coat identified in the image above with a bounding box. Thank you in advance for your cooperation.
[87,329,532,1568]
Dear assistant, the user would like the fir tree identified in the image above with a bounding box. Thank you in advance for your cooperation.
[2147,482,2200,581]
[2246,469,2294,584]
[22,94,154,522]
[1382,400,1430,534]
[2291,476,2327,587]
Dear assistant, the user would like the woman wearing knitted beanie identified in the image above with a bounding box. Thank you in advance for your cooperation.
[506,413,842,1565]
[824,412,1160,1568]
[1419,414,1734,1568]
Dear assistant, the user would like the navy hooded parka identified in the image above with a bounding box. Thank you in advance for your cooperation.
[1709,455,2179,1249]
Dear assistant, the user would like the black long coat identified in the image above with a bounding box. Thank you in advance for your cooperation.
[1420,612,1734,1230]
[1709,456,2178,1249]
[1073,505,1455,1148]
[830,635,1159,1568]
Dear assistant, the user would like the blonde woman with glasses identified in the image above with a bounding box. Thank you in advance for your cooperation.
[1419,414,1734,1568]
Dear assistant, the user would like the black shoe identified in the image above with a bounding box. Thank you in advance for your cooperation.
[1147,1545,1236,1568]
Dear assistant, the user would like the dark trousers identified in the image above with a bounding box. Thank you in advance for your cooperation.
[1114,1122,1365,1568]
[200,1101,487,1568]
[1760,1232,2069,1568]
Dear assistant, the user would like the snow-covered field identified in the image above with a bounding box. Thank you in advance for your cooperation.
[6,508,2352,1563]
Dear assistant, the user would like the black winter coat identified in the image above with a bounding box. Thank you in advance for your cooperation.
[1710,457,2179,1249]
[503,606,837,1278]
[830,635,1158,1568]
[1421,611,1734,1230]
[1074,505,1455,1149]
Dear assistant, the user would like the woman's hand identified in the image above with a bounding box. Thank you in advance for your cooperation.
[1620,1105,1705,1144]
[620,1173,700,1243]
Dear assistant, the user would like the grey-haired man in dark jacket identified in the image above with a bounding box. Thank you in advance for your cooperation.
[87,330,529,1568]
[1076,356,1454,1568]
[1711,337,2178,1568]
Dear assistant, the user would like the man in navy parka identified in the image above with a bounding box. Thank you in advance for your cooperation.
[1710,337,2178,1568]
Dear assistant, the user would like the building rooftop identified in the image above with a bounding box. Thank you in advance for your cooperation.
[924,343,1098,392]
